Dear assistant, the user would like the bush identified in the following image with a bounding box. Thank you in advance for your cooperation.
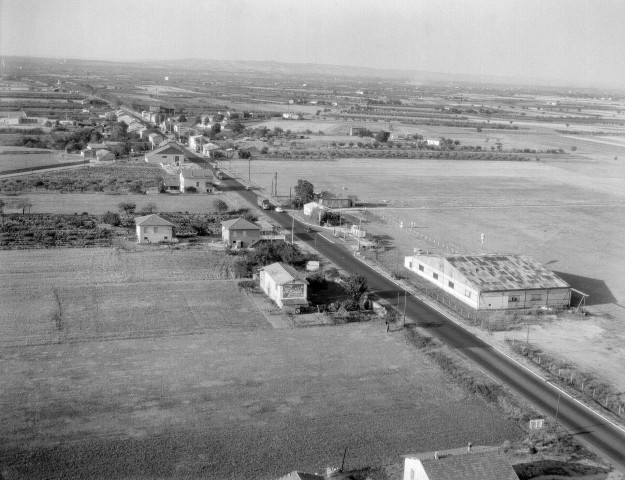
[102,211,121,226]
[185,186,198,193]
[238,280,259,292]
[214,199,228,212]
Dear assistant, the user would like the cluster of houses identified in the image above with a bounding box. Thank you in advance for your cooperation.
[278,444,521,480]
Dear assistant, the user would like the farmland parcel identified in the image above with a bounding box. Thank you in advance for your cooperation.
[0,248,521,479]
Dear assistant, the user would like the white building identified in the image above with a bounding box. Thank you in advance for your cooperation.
[426,139,441,146]
[403,445,519,480]
[404,254,571,310]
[135,214,175,244]
[188,135,209,152]
[259,262,309,312]
[179,169,214,193]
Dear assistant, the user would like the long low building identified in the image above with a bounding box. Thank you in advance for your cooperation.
[404,254,571,310]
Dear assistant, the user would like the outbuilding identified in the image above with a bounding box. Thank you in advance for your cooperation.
[221,218,261,248]
[135,214,175,244]
[259,262,309,312]
[404,253,571,310]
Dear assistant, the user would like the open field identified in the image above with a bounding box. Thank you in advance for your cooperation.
[0,152,84,174]
[0,248,522,479]
[0,190,250,215]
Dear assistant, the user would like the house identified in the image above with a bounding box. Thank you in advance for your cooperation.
[135,214,175,244]
[221,218,261,248]
[318,195,357,209]
[179,169,214,193]
[80,148,97,159]
[403,445,519,480]
[426,139,441,147]
[202,142,223,157]
[303,201,324,217]
[144,142,202,166]
[238,145,260,157]
[95,149,115,162]
[148,133,164,149]
[259,262,309,311]
[404,254,571,310]
[276,472,324,480]
[188,135,209,152]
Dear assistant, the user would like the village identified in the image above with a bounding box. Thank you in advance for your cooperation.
[2,2,625,478]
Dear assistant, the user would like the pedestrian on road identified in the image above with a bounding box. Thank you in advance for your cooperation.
[386,318,390,332]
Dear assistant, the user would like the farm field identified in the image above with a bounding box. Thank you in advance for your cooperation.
[0,152,84,173]
[0,323,521,479]
[0,191,250,215]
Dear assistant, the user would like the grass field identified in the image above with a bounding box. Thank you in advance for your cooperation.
[0,152,84,173]
[0,248,522,479]
[0,191,250,215]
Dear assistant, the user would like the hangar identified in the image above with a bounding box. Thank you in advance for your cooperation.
[404,254,571,310]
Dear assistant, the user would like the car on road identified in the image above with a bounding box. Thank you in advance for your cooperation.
[245,186,250,190]
[275,207,284,213]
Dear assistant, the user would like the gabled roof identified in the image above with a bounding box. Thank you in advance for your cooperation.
[180,169,213,179]
[261,262,307,285]
[135,214,175,227]
[414,254,569,292]
[203,142,222,150]
[221,218,260,231]
[407,449,519,480]
[145,142,202,160]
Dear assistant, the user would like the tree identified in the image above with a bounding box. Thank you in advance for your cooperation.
[128,182,146,194]
[103,211,121,226]
[238,149,251,159]
[140,202,157,214]
[571,146,577,152]
[231,120,245,135]
[343,275,368,301]
[178,114,187,123]
[375,131,390,143]
[213,199,228,212]
[118,202,136,215]
[210,123,221,135]
[294,179,314,204]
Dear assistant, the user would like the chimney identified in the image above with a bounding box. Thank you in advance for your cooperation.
[467,442,472,453]
[434,451,439,460]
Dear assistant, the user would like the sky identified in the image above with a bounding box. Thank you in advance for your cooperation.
[1,0,624,88]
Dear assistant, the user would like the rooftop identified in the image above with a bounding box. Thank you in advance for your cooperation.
[135,214,175,227]
[262,262,306,285]
[180,169,213,179]
[221,218,260,231]
[406,448,519,480]
[419,254,569,292]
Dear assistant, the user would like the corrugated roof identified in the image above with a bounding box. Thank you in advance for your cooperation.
[262,262,306,285]
[221,218,260,231]
[414,450,519,480]
[423,254,569,292]
[135,214,175,227]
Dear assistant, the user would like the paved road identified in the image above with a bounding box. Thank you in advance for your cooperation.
[218,172,625,471]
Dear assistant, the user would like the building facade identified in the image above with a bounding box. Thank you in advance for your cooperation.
[404,254,571,310]
[221,218,261,248]
[135,214,175,244]
[179,169,214,193]
[259,262,308,311]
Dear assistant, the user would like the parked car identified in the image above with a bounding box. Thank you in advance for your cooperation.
[275,207,284,213]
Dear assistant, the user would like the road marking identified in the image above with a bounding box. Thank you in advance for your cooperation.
[318,234,335,244]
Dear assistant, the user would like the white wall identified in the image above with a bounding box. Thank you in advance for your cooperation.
[403,458,429,480]
[136,225,173,244]
[405,256,479,309]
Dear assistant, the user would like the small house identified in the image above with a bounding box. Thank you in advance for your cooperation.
[188,135,209,152]
[303,201,324,217]
[144,142,202,166]
[221,218,261,248]
[426,139,441,147]
[179,169,214,193]
[95,149,116,162]
[259,262,309,312]
[135,214,175,244]
[202,142,222,157]
[403,445,519,480]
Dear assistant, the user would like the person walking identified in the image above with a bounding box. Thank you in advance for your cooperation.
[386,318,390,332]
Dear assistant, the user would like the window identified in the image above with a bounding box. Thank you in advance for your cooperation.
[509,295,520,303]
[143,236,148,240]
[154,227,158,233]
[175,156,180,162]
[433,273,438,280]
[418,264,424,272]
[531,293,543,301]
[162,155,167,158]
[196,182,200,187]
[465,289,471,298]
[164,236,168,240]
[410,469,415,480]
[448,281,454,289]
[243,231,247,237]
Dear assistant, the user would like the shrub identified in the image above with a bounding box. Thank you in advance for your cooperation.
[185,186,198,194]
[214,199,228,212]
[102,211,121,226]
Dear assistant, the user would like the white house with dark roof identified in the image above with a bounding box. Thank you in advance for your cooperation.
[404,254,570,310]
[179,169,214,193]
[260,262,309,311]
[403,445,519,480]
[95,149,115,162]
[135,214,175,244]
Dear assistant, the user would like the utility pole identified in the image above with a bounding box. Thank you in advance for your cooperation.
[357,217,362,250]
[248,158,251,184]
[403,290,407,326]
[554,392,562,432]
[291,217,294,244]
